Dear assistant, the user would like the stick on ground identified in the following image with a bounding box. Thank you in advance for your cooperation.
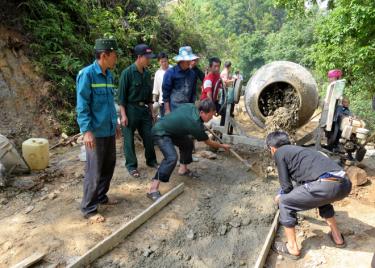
[254,209,280,268]
[68,183,185,268]
[11,252,45,268]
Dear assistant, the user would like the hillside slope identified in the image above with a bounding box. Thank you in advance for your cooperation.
[0,26,60,147]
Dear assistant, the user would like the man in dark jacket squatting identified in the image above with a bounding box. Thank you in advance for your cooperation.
[266,131,352,259]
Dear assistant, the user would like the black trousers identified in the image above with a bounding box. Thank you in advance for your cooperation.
[279,177,352,227]
[81,136,116,216]
[153,135,193,182]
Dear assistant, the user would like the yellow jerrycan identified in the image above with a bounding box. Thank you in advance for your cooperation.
[22,138,49,170]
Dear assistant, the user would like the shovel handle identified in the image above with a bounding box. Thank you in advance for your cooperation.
[205,127,254,170]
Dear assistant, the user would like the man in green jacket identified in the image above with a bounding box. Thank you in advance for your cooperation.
[119,44,158,178]
[147,99,230,201]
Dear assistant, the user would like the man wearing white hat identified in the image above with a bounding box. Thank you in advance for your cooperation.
[162,46,200,113]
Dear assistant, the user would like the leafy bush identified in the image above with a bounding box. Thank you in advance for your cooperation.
[6,0,374,132]
[15,0,195,135]
[275,0,375,129]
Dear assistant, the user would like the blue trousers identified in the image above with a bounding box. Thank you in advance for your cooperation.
[153,135,193,182]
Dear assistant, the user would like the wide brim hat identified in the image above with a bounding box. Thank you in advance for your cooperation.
[173,46,199,62]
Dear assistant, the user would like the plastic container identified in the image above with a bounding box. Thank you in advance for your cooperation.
[22,138,49,170]
[79,145,86,162]
[356,128,370,140]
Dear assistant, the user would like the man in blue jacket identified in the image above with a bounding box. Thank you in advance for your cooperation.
[76,38,120,223]
[162,46,200,113]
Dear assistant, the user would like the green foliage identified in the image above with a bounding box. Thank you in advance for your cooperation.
[8,0,375,131]
[312,0,375,91]
[263,14,316,68]
[273,0,375,128]
[345,91,375,131]
[166,0,285,79]
[274,0,308,15]
[274,0,335,16]
[232,32,266,76]
[16,0,194,134]
[312,0,375,128]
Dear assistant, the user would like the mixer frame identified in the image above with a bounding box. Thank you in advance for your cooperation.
[212,102,266,148]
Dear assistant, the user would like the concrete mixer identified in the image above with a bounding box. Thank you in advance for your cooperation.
[212,61,369,164]
[244,61,319,129]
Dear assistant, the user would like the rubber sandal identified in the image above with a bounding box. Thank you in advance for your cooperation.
[147,191,162,201]
[328,232,346,248]
[272,241,300,260]
[129,169,140,178]
[84,212,105,223]
[178,169,199,178]
[100,198,120,205]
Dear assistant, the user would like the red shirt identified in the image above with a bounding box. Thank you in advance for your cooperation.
[200,72,222,101]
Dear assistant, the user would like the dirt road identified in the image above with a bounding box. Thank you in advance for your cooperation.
[266,158,375,268]
[0,141,278,267]
[1,110,374,267]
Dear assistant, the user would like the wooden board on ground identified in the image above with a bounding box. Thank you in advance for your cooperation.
[254,210,280,268]
[11,252,45,268]
[68,183,185,268]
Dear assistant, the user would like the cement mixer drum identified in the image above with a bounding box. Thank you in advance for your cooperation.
[244,61,319,129]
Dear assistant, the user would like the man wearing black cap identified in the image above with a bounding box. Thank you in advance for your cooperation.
[119,44,158,178]
[76,38,120,223]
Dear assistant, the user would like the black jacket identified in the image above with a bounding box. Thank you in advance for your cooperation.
[274,145,343,193]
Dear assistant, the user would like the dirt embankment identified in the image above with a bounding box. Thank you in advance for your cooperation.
[0,26,60,147]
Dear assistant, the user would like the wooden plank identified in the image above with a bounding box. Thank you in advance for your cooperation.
[11,252,45,268]
[68,183,185,268]
[254,210,280,268]
[50,133,81,149]
[222,134,265,148]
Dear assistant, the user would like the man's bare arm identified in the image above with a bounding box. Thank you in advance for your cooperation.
[119,105,128,127]
[204,139,230,151]
[164,101,171,114]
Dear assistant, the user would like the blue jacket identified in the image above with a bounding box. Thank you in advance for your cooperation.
[76,61,117,137]
[162,64,198,111]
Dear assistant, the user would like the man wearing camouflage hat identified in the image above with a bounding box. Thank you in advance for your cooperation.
[76,38,120,223]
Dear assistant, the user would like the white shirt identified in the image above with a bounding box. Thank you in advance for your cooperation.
[153,68,168,104]
[233,74,243,81]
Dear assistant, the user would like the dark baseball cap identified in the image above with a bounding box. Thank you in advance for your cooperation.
[134,44,156,58]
